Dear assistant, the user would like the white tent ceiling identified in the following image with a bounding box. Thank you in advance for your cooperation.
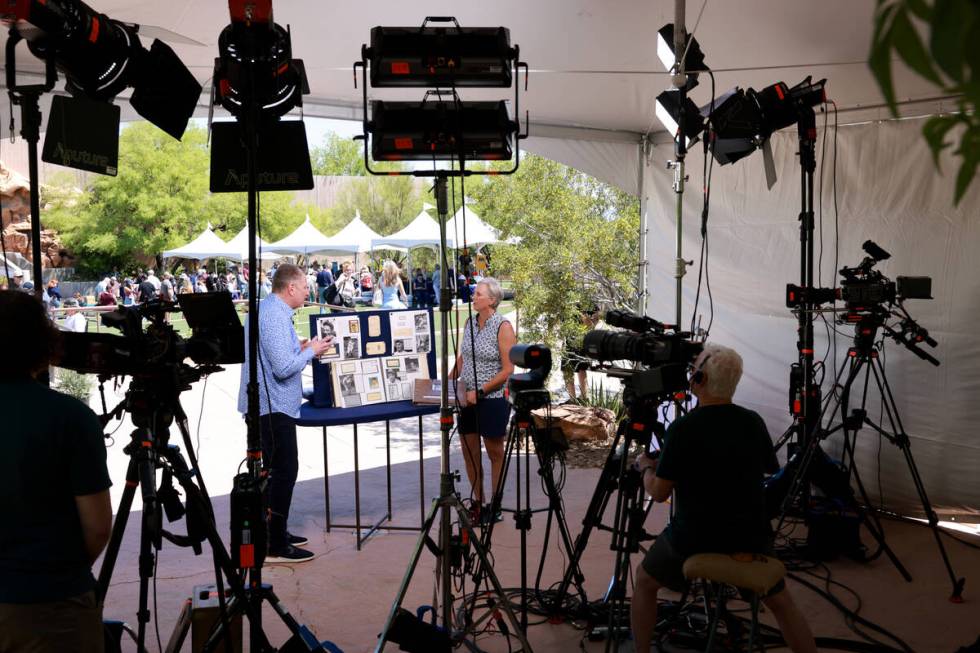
[446,205,506,247]
[0,1,952,194]
[266,216,334,256]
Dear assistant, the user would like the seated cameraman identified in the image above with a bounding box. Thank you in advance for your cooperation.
[0,290,112,653]
[631,343,816,653]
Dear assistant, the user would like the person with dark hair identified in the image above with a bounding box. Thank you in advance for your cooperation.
[0,291,112,653]
[238,263,332,562]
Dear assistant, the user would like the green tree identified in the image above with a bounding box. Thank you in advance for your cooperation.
[330,175,425,237]
[870,0,980,204]
[469,154,639,348]
[310,133,368,176]
[49,123,306,274]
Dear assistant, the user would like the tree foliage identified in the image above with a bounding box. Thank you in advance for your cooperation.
[870,0,980,204]
[469,154,640,348]
[46,123,309,274]
[329,175,425,237]
[310,133,367,176]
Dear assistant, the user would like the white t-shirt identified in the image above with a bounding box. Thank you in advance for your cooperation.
[147,274,162,291]
[63,313,88,333]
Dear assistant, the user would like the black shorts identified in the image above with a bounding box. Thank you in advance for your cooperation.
[642,532,785,598]
[458,397,511,438]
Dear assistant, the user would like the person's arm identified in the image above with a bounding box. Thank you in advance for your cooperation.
[398,278,407,302]
[262,308,315,380]
[480,320,516,395]
[450,352,464,380]
[75,490,112,564]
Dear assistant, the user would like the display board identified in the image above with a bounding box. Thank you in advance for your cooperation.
[310,307,437,408]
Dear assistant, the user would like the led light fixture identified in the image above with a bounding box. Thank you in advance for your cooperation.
[4,0,202,140]
[212,0,307,119]
[368,97,517,161]
[366,22,516,88]
[656,23,707,91]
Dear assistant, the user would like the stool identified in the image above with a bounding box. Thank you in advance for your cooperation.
[682,552,786,652]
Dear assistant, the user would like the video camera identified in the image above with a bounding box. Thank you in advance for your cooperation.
[59,292,244,383]
[507,343,551,412]
[785,240,939,365]
[582,310,702,401]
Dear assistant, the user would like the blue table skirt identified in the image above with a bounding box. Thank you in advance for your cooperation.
[297,400,440,427]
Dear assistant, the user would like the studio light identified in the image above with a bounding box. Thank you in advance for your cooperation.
[709,77,826,165]
[212,0,308,120]
[367,97,518,161]
[654,89,706,149]
[3,0,202,140]
[366,22,516,88]
[656,23,707,91]
[209,0,313,193]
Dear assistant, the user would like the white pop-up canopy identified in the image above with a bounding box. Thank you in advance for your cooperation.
[321,211,405,254]
[162,224,232,260]
[224,226,279,261]
[372,204,455,250]
[266,216,335,256]
[445,204,505,247]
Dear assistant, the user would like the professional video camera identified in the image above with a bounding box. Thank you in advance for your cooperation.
[59,292,244,382]
[507,343,552,412]
[785,240,939,365]
[581,309,702,401]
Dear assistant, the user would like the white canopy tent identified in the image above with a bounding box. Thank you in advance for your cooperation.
[445,205,505,247]
[161,224,232,260]
[5,1,974,516]
[321,211,405,255]
[265,216,335,256]
[371,204,455,251]
[224,226,279,261]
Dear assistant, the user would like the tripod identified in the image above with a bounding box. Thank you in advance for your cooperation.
[374,174,532,653]
[95,377,274,653]
[470,390,586,633]
[778,314,965,600]
[553,394,662,651]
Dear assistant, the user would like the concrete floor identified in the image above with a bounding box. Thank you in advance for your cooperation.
[92,366,980,652]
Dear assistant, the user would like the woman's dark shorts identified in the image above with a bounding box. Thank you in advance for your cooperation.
[459,397,511,438]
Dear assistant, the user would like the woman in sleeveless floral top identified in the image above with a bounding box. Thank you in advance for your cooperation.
[450,277,516,523]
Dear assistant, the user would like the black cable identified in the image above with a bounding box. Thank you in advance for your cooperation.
[788,572,914,653]
[690,70,716,336]
[153,552,163,653]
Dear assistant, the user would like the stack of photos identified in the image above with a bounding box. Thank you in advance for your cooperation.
[388,310,431,358]
[383,354,430,401]
[315,315,361,362]
[331,358,386,408]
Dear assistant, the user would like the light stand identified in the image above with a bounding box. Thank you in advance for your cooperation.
[5,31,54,304]
[373,173,531,653]
[354,19,530,651]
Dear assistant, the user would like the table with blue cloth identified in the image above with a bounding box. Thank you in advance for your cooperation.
[297,400,439,550]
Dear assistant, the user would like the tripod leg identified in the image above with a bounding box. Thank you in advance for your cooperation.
[374,499,442,653]
[97,456,140,601]
[452,498,535,653]
[871,359,965,600]
[535,446,589,605]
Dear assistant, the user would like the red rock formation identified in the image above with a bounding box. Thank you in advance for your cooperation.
[0,161,72,268]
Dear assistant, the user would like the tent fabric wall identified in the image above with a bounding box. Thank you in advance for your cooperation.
[642,117,980,520]
[524,136,641,195]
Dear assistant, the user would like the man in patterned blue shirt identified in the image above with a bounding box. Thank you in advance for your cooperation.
[239,264,332,562]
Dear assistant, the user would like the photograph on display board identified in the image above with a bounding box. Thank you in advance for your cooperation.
[316,315,360,362]
[380,354,429,402]
[416,334,431,353]
[331,360,386,408]
[389,310,430,352]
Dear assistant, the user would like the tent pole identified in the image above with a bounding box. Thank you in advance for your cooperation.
[671,0,688,329]
[637,137,648,315]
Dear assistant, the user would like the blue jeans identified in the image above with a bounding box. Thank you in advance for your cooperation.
[260,412,298,550]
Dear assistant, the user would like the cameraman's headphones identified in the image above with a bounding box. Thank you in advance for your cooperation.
[691,354,711,385]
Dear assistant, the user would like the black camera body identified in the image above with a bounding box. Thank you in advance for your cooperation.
[507,343,552,411]
[59,292,244,380]
[582,310,702,401]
